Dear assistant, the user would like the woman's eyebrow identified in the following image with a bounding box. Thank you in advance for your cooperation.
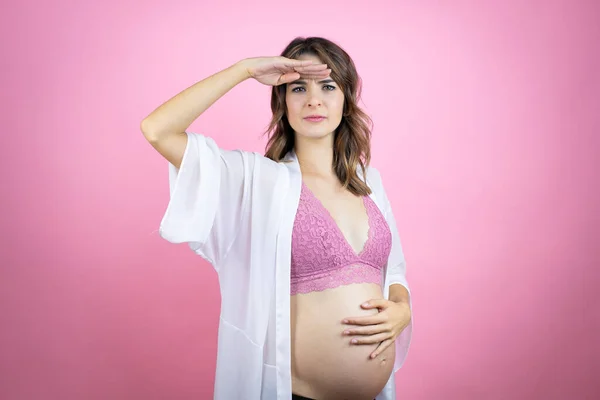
[291,79,336,85]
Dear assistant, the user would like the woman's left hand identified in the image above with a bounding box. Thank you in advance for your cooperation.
[341,299,411,359]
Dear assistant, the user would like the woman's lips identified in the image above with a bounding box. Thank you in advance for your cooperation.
[304,116,326,122]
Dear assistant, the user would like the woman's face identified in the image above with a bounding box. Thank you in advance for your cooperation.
[285,53,345,140]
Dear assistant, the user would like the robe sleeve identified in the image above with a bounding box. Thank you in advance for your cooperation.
[158,131,252,269]
[375,169,414,372]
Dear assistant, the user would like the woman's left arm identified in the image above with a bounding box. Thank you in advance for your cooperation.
[341,168,413,360]
[389,283,410,305]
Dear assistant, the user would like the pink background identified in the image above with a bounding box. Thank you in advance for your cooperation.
[1,0,598,399]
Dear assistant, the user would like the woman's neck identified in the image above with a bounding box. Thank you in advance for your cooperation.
[295,135,336,178]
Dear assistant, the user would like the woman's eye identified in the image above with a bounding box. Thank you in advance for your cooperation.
[291,85,335,93]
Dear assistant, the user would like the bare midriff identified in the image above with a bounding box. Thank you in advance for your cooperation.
[290,281,395,400]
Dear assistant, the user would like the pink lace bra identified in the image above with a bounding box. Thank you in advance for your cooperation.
[290,181,392,295]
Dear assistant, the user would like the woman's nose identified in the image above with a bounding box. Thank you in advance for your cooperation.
[306,90,322,107]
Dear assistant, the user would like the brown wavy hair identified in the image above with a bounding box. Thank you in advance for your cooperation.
[263,36,373,196]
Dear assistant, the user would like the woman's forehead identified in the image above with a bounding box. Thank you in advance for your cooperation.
[296,53,322,63]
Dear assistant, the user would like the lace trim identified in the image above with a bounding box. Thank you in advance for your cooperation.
[291,263,382,295]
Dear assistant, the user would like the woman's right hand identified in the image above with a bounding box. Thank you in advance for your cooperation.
[241,56,331,86]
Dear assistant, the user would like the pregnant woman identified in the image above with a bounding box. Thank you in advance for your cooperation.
[141,36,413,400]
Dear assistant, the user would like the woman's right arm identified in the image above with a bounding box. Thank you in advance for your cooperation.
[140,57,330,169]
[140,60,251,169]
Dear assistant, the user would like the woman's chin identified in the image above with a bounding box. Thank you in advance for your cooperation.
[293,129,335,140]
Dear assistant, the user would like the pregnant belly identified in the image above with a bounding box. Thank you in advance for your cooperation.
[290,282,395,400]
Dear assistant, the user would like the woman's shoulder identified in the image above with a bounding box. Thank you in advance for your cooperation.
[363,164,384,191]
[248,150,289,173]
[237,151,290,190]
[363,164,391,211]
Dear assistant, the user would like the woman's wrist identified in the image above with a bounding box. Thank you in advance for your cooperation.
[234,58,253,81]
